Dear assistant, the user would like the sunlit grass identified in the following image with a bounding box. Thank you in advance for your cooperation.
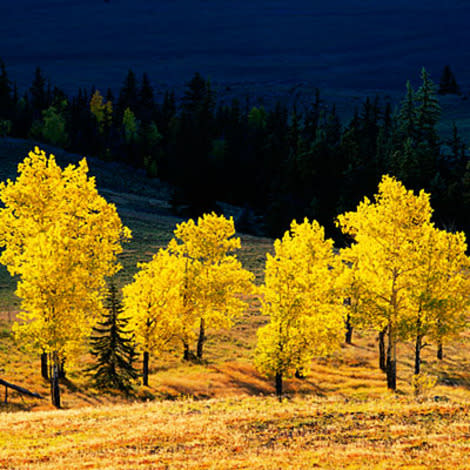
[1,395,470,469]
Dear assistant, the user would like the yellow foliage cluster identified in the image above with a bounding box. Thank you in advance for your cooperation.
[0,148,131,367]
[337,175,470,387]
[89,90,113,134]
[123,213,255,375]
[255,219,345,387]
[1,151,469,401]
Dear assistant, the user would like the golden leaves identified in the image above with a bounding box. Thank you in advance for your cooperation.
[0,148,131,360]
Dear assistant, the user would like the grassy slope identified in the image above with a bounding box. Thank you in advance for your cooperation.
[1,140,470,468]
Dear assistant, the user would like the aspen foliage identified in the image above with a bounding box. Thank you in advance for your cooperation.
[90,90,113,134]
[338,175,433,330]
[123,249,186,358]
[168,212,254,358]
[0,148,131,368]
[255,219,345,387]
[337,175,434,388]
[406,226,470,351]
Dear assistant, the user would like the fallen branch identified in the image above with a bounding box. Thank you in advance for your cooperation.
[0,378,44,403]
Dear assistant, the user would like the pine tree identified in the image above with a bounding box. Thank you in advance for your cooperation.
[117,69,138,122]
[398,81,417,141]
[416,68,441,148]
[137,72,155,124]
[29,67,48,119]
[438,65,460,95]
[0,59,13,120]
[88,283,138,393]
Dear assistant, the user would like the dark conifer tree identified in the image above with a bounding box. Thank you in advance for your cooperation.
[171,72,216,215]
[0,59,13,120]
[137,72,155,124]
[29,67,48,118]
[88,284,138,393]
[438,65,460,95]
[416,68,441,149]
[117,69,138,121]
[398,80,417,141]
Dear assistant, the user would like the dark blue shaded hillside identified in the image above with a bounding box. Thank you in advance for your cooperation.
[1,0,469,94]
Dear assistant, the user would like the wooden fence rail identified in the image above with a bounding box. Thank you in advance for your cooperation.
[0,378,44,404]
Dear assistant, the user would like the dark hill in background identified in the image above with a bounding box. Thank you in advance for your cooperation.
[2,0,470,102]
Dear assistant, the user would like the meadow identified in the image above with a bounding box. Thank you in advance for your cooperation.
[1,139,470,468]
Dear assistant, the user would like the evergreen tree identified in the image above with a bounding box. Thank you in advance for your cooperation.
[117,69,138,122]
[137,72,155,124]
[438,65,460,95]
[398,81,417,141]
[0,59,13,120]
[416,68,441,148]
[88,284,138,393]
[29,67,48,118]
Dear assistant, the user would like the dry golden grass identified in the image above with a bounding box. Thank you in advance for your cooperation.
[1,395,470,469]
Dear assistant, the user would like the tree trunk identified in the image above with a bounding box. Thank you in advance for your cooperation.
[50,354,61,409]
[378,327,386,372]
[414,315,423,375]
[142,351,149,386]
[275,372,283,400]
[41,352,48,380]
[437,341,443,360]
[196,317,205,360]
[386,322,397,391]
[58,358,66,379]
[183,341,190,361]
[345,313,353,344]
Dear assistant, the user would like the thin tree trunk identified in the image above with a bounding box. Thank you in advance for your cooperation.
[50,353,61,409]
[415,314,423,375]
[183,341,190,361]
[379,327,386,372]
[58,358,66,379]
[436,316,443,359]
[415,334,422,375]
[196,317,205,360]
[386,322,397,391]
[275,372,283,400]
[41,352,48,380]
[142,351,149,386]
[345,313,353,344]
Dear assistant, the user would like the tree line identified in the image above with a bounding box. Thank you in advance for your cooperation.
[0,149,468,406]
[0,61,469,239]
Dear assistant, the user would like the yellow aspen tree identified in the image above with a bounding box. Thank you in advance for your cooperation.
[90,90,113,135]
[337,175,433,391]
[0,148,131,408]
[406,226,470,374]
[168,212,254,360]
[122,249,186,386]
[255,219,345,399]
[122,107,139,144]
[90,90,105,132]
[338,249,388,370]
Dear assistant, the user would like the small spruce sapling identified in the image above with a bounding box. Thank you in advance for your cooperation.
[88,283,138,393]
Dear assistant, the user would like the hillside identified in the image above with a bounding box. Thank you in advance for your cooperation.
[3,0,470,98]
[1,139,470,468]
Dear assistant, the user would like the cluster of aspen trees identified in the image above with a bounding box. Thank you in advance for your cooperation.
[1,149,468,405]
